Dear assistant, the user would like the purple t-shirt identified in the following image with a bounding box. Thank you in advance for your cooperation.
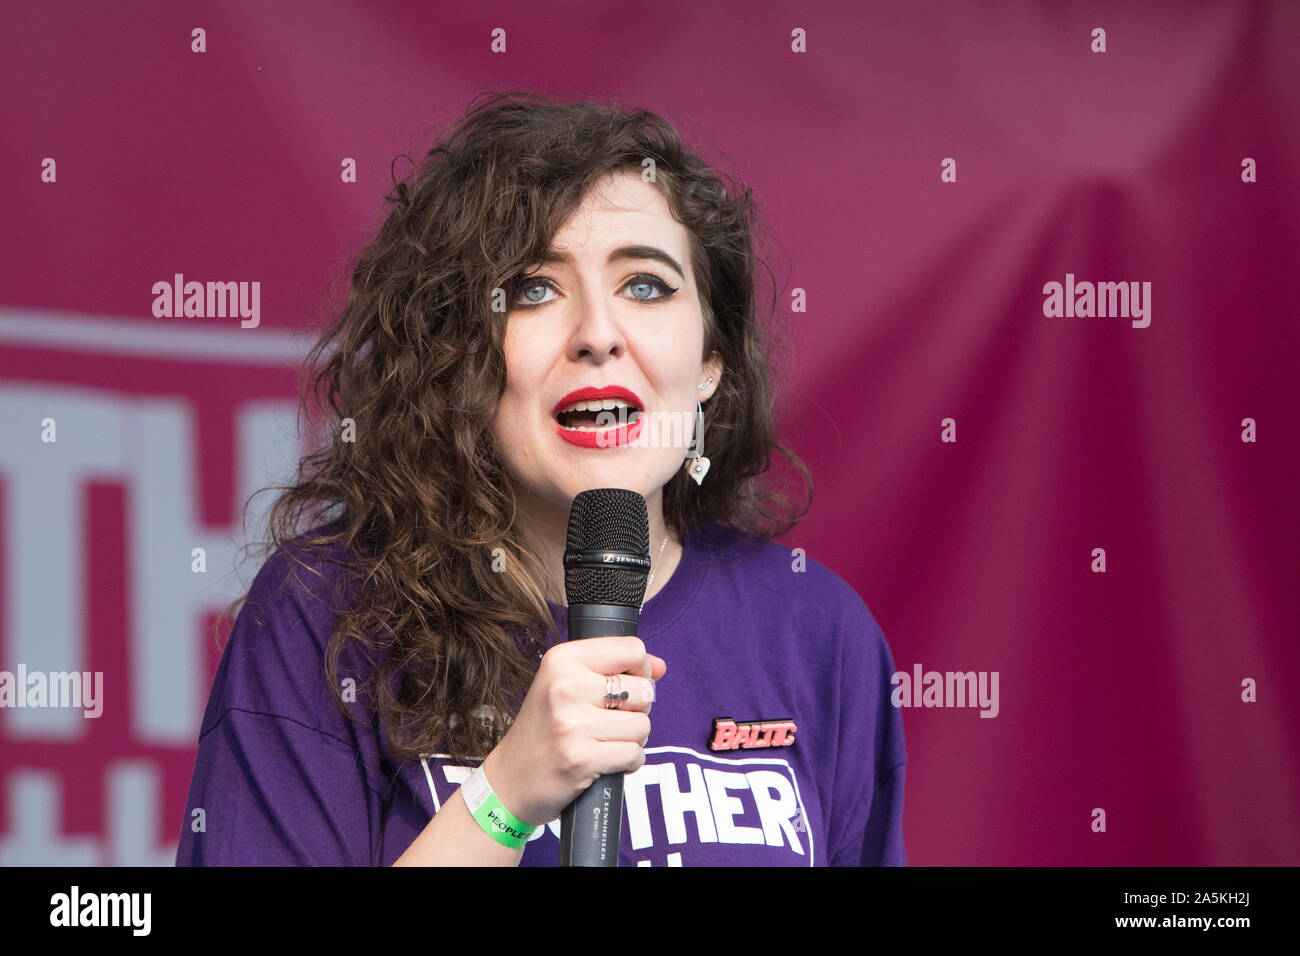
[175,521,907,866]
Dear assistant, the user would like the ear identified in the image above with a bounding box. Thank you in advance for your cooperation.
[699,350,723,403]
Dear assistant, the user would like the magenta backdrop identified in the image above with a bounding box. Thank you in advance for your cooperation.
[1,0,1296,866]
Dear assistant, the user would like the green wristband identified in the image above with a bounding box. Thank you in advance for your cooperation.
[462,765,539,849]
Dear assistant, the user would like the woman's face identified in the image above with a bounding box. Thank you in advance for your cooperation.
[492,169,723,516]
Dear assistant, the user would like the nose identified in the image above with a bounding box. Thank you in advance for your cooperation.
[565,281,627,364]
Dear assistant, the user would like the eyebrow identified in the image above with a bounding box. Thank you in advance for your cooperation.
[537,245,685,281]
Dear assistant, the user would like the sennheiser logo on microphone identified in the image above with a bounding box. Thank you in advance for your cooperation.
[563,549,651,571]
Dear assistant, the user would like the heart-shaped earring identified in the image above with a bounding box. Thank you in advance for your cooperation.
[688,455,711,485]
[685,398,710,485]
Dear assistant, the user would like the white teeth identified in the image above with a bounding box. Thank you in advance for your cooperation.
[556,402,643,430]
[558,398,634,414]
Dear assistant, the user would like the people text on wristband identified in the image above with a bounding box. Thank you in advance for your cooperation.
[461,765,539,849]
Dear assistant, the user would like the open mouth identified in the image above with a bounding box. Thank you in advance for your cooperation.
[551,385,645,447]
[551,385,644,431]
[554,399,643,431]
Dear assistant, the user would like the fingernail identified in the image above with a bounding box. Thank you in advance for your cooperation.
[642,681,655,703]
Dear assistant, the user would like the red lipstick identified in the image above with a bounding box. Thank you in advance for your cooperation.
[552,385,645,449]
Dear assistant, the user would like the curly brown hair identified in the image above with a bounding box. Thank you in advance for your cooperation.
[223,90,811,766]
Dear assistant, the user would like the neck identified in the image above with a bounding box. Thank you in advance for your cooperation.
[512,485,682,607]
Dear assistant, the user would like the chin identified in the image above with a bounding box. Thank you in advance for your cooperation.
[552,466,659,502]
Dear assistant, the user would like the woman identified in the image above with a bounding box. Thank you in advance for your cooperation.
[176,91,907,866]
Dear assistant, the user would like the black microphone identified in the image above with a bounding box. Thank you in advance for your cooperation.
[557,488,650,867]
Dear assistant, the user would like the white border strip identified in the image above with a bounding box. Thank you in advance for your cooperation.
[0,307,312,365]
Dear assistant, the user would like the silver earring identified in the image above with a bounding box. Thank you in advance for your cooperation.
[698,377,713,391]
[685,399,710,485]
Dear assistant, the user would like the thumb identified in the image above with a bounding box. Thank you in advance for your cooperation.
[648,654,667,682]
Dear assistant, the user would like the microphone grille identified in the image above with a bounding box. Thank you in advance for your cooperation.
[564,488,650,606]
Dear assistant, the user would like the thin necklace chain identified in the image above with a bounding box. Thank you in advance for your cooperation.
[640,533,670,611]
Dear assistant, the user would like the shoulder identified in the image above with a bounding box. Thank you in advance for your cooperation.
[202,519,367,738]
[238,518,359,645]
[692,521,886,645]
[689,522,908,770]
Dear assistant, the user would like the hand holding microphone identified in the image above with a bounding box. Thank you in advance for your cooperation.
[481,488,659,864]
[481,636,666,829]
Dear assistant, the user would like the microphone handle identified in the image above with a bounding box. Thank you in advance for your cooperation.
[558,602,642,867]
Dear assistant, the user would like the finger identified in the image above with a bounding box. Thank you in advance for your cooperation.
[564,635,647,676]
[589,708,652,745]
[622,654,652,680]
[618,651,665,682]
[591,740,646,777]
[623,746,649,775]
[647,654,667,682]
[591,672,655,712]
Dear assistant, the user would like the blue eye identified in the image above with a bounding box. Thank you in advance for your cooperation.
[514,277,557,305]
[624,274,678,301]
[509,273,679,308]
